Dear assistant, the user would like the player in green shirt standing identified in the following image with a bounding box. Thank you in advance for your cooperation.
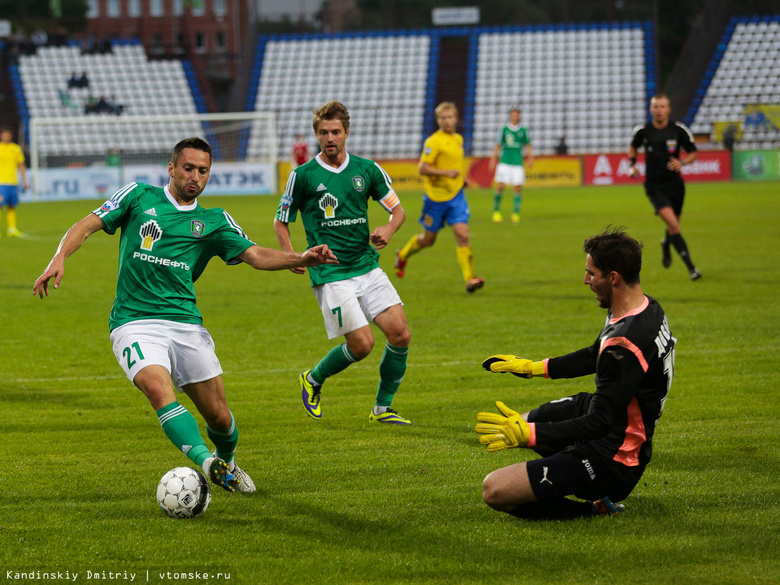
[274,101,413,425]
[488,108,533,223]
[33,137,337,493]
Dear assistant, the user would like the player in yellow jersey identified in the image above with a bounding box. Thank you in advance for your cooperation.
[0,128,29,237]
[394,102,484,293]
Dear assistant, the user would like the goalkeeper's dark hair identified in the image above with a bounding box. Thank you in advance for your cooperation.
[171,137,212,166]
[583,226,643,285]
[313,100,350,133]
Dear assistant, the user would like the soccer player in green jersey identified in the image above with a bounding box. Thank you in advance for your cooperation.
[274,101,413,425]
[488,108,533,223]
[33,137,337,493]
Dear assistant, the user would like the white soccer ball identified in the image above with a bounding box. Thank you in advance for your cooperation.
[156,467,212,519]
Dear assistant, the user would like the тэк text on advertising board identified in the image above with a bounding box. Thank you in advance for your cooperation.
[28,163,277,202]
[583,152,731,185]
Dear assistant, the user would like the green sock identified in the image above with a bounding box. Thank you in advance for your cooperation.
[207,410,238,465]
[375,343,409,407]
[311,343,360,385]
[513,193,523,214]
[156,401,211,468]
[493,193,502,211]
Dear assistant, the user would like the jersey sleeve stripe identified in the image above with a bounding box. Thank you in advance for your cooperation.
[94,182,137,218]
[373,161,393,191]
[278,171,296,223]
[222,210,252,241]
[600,336,649,372]
[675,122,696,144]
[111,182,137,202]
[378,191,400,213]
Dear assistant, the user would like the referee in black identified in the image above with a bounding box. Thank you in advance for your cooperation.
[628,94,701,280]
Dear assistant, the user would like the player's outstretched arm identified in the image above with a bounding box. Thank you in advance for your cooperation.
[238,244,337,272]
[273,218,305,274]
[482,355,547,378]
[33,213,105,298]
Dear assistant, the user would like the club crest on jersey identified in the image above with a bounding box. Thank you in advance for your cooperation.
[666,139,677,153]
[352,176,365,192]
[191,219,205,238]
[139,220,162,251]
[318,193,338,219]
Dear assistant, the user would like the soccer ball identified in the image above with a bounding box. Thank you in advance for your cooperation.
[156,467,212,519]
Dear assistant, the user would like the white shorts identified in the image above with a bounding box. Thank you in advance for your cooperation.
[110,319,223,389]
[494,163,526,186]
[313,268,403,339]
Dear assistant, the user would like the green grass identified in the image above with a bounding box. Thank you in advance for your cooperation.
[1,181,778,584]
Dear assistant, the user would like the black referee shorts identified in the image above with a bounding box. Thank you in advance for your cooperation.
[644,180,685,216]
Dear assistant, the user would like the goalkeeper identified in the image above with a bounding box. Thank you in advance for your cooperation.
[476,227,675,519]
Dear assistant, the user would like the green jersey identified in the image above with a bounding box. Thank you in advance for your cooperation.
[93,182,255,330]
[498,124,531,166]
[276,153,394,286]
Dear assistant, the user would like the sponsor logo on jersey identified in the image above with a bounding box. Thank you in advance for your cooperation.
[318,193,339,219]
[144,208,157,216]
[352,176,365,192]
[316,183,327,192]
[319,217,367,227]
[132,252,191,271]
[139,220,162,252]
[666,139,677,153]
[191,219,205,238]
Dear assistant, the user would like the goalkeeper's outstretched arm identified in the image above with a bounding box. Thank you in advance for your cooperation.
[482,355,548,378]
[483,340,600,380]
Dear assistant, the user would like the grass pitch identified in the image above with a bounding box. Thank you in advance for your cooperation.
[1,181,778,584]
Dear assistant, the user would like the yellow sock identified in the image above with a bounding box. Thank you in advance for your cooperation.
[456,246,474,282]
[399,234,422,261]
[6,208,17,231]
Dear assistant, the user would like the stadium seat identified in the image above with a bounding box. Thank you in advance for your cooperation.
[252,34,430,161]
[690,16,780,149]
[471,25,648,156]
[18,43,202,159]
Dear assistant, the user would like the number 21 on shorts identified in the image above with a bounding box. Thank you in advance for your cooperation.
[123,341,146,369]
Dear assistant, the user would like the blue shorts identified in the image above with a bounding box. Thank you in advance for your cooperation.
[0,185,19,207]
[419,189,470,233]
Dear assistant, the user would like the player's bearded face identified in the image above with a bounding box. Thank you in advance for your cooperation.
[169,148,211,202]
[584,255,613,309]
[316,119,349,159]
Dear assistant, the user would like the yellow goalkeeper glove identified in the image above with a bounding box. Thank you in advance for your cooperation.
[475,401,530,452]
[482,355,546,378]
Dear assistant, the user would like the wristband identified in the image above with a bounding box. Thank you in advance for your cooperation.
[629,157,636,166]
